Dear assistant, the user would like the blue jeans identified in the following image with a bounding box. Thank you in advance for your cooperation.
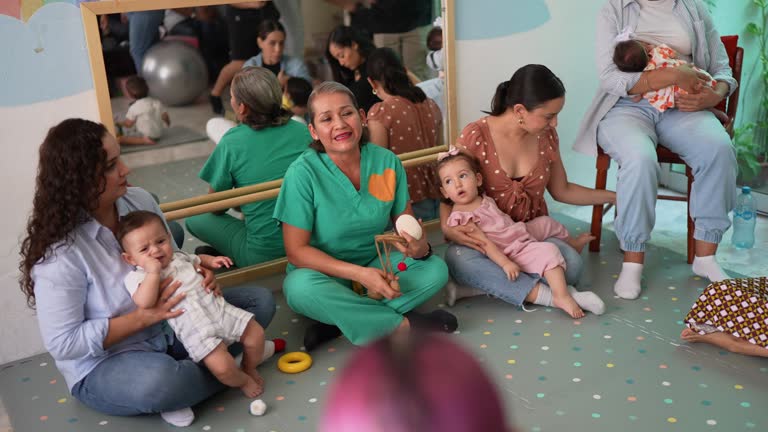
[444,238,584,306]
[71,285,276,415]
[128,11,165,74]
[597,97,737,252]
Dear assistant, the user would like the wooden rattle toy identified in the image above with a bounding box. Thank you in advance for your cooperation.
[369,234,407,300]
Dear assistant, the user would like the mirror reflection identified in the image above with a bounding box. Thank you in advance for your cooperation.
[97,0,447,268]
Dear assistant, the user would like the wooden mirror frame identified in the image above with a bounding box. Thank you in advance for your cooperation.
[81,0,458,142]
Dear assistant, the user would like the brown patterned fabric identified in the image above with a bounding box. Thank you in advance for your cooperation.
[368,96,443,203]
[685,277,768,348]
[455,117,561,222]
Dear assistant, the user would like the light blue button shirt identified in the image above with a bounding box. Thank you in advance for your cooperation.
[242,53,312,83]
[32,187,172,391]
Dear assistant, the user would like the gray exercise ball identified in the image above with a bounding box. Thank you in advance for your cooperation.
[141,41,209,106]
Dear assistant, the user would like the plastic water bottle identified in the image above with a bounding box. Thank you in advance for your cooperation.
[732,186,756,249]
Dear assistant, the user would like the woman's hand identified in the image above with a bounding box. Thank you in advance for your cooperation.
[673,64,710,94]
[442,222,486,252]
[138,278,185,326]
[358,267,401,300]
[677,86,725,112]
[393,229,429,259]
[278,70,289,88]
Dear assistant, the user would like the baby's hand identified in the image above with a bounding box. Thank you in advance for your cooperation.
[143,257,163,274]
[208,256,233,269]
[502,261,520,281]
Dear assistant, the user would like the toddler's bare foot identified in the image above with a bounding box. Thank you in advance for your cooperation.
[566,233,596,253]
[240,375,263,398]
[553,294,585,319]
[244,368,265,389]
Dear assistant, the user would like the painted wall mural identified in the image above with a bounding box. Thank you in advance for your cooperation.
[0,2,93,106]
[455,0,550,40]
[0,0,87,22]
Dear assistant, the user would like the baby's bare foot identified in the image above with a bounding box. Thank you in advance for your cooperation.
[240,375,263,398]
[567,233,596,253]
[553,295,585,319]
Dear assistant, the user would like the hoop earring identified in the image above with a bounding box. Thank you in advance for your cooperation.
[372,89,378,95]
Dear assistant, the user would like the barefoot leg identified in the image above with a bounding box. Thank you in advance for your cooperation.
[544,268,584,319]
[203,344,262,397]
[566,233,597,254]
[681,328,768,358]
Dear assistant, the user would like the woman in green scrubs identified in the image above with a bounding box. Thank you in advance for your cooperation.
[186,67,311,267]
[274,82,456,350]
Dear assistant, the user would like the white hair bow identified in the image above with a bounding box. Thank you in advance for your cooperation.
[614,26,635,43]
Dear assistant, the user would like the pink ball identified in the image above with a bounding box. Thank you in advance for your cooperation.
[397,262,407,272]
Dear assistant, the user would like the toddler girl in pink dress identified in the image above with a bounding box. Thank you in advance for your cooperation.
[438,148,605,318]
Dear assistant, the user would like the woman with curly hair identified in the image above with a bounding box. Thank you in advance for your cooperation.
[188,67,311,267]
[19,119,276,426]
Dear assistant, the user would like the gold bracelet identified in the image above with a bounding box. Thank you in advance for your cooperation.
[644,75,653,92]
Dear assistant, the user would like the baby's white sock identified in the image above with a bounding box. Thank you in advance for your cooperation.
[692,255,729,282]
[445,279,485,306]
[568,286,606,315]
[236,340,275,368]
[533,283,554,307]
[161,407,194,427]
[614,262,643,300]
[261,340,275,363]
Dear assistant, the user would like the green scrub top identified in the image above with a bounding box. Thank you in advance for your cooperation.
[199,121,311,256]
[274,143,410,270]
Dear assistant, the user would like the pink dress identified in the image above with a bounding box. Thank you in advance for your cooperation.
[447,196,568,276]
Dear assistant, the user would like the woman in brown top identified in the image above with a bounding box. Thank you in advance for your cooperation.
[366,47,443,221]
[441,64,615,307]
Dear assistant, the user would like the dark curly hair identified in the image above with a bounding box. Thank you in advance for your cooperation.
[19,119,109,308]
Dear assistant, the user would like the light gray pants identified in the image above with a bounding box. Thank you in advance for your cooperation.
[597,97,737,252]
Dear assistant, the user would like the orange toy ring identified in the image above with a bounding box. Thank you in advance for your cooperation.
[277,351,313,374]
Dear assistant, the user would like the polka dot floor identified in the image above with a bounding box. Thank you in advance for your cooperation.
[2,155,766,431]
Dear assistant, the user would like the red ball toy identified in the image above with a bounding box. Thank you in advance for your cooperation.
[397,262,407,272]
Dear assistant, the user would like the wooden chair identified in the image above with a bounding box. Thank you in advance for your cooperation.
[589,35,743,264]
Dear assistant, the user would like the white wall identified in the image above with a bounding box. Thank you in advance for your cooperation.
[0,91,100,365]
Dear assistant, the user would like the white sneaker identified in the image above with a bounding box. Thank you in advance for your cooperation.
[445,279,485,306]
[161,407,194,427]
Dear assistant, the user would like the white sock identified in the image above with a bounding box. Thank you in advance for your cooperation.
[235,340,276,368]
[568,286,606,315]
[445,280,485,306]
[533,284,554,307]
[692,255,729,282]
[262,340,275,363]
[161,407,194,427]
[614,262,643,300]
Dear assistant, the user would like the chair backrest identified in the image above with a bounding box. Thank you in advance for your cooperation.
[715,35,743,122]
